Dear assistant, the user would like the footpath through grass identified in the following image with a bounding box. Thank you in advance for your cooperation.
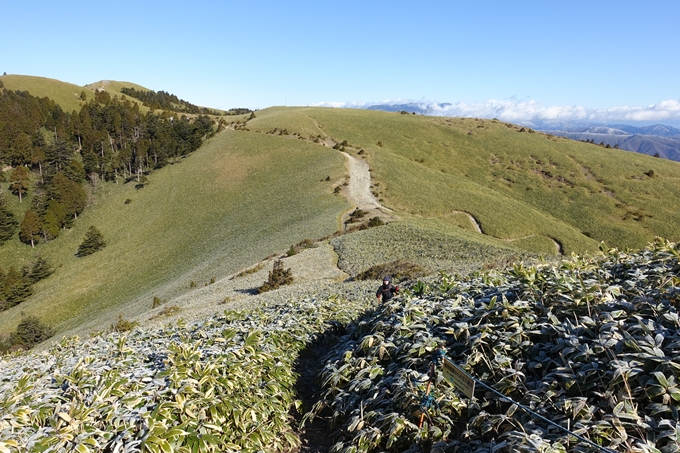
[249,107,680,254]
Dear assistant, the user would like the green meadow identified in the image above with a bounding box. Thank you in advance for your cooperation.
[0,128,348,336]
[249,107,680,253]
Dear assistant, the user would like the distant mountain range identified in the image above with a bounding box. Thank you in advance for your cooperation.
[364,103,435,115]
[362,103,680,161]
[537,124,680,161]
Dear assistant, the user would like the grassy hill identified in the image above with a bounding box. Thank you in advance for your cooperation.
[0,74,218,115]
[3,77,680,452]
[248,107,680,253]
[0,128,349,336]
[0,74,150,112]
[2,80,680,342]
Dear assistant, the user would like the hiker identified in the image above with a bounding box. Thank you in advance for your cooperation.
[376,276,399,302]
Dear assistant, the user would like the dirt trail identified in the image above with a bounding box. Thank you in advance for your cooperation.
[504,235,563,255]
[451,210,483,234]
[341,152,382,212]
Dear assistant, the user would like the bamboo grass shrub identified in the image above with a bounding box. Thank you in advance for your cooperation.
[0,294,372,452]
[306,239,680,452]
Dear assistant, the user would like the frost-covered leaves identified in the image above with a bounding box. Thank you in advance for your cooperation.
[308,238,680,452]
[0,295,369,452]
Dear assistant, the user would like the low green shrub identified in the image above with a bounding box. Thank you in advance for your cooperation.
[258,260,293,293]
[235,263,265,278]
[367,216,384,228]
[287,238,315,256]
[355,259,428,281]
[110,315,139,332]
[152,305,181,319]
[349,208,365,221]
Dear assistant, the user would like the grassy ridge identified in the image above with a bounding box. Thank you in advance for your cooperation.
[249,107,680,253]
[83,79,152,96]
[1,75,165,114]
[0,129,349,336]
[1,74,93,112]
[0,75,151,113]
[330,218,529,277]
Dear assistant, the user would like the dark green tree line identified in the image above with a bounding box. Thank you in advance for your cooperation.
[120,87,218,115]
[76,99,215,181]
[0,87,216,248]
[0,89,69,168]
[0,196,18,244]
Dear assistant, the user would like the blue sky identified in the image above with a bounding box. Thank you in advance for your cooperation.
[2,1,679,124]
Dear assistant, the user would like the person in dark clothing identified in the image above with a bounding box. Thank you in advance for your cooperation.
[376,276,399,302]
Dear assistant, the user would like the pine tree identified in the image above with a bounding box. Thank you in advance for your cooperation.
[257,260,293,293]
[19,210,42,248]
[46,199,66,228]
[11,315,53,348]
[1,267,32,309]
[23,255,54,283]
[51,172,86,220]
[76,226,106,257]
[42,209,60,240]
[45,140,72,172]
[9,166,30,203]
[0,198,17,244]
[8,133,33,167]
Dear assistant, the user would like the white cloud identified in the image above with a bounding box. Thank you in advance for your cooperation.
[312,98,680,126]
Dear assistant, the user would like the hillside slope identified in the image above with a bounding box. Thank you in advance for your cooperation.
[2,84,680,342]
[0,128,349,336]
[1,240,678,452]
[0,74,150,112]
[248,107,680,252]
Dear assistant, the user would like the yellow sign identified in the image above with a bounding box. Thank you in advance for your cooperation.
[442,358,475,399]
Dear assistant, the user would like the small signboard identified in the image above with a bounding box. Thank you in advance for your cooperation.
[442,357,475,399]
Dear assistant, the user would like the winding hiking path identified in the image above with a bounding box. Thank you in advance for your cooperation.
[504,235,564,255]
[451,210,483,234]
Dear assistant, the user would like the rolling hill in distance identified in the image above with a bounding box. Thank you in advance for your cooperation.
[0,74,151,113]
[1,74,680,340]
[364,101,680,161]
